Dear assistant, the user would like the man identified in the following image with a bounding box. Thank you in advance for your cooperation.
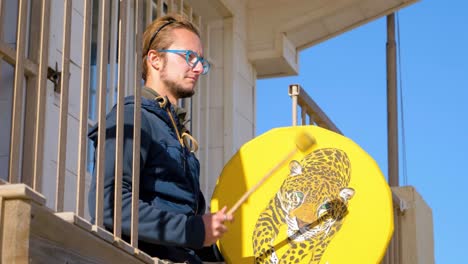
[88,14,232,263]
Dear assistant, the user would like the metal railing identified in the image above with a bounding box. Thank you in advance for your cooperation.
[288,84,342,134]
[0,0,202,262]
[289,84,405,263]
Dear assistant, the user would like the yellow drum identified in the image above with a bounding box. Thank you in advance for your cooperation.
[211,126,393,264]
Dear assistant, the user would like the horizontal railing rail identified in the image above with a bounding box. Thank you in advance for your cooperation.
[288,84,342,134]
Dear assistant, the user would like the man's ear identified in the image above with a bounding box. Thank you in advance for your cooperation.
[147,50,161,71]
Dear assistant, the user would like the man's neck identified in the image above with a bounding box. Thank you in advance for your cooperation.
[144,81,178,105]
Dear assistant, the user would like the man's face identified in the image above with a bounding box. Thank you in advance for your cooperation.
[160,28,204,99]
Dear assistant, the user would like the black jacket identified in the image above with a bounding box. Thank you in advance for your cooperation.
[88,91,206,263]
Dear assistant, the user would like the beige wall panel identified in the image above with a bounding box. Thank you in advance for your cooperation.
[393,186,435,264]
[69,8,85,66]
[231,5,247,42]
[233,112,254,152]
[64,116,79,174]
[63,169,78,212]
[67,63,84,121]
[208,22,224,67]
[235,75,254,124]
[42,161,57,209]
[208,67,224,108]
[49,0,83,66]
[49,0,64,62]
[234,34,254,84]
[205,107,224,149]
[203,147,224,204]
[72,0,85,15]
[42,83,61,209]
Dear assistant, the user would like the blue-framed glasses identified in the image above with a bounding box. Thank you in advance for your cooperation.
[158,49,210,75]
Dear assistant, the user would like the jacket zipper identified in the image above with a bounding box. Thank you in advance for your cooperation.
[158,97,199,214]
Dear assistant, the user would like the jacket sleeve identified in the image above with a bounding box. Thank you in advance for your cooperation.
[100,105,206,249]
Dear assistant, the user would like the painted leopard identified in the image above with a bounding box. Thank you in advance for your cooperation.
[252,148,355,264]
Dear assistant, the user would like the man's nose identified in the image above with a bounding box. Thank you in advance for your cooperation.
[192,61,203,74]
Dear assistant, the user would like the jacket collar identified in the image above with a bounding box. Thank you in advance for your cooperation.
[141,86,188,127]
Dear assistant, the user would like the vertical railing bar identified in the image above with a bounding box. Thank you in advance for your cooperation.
[9,0,28,183]
[395,211,400,263]
[55,0,72,212]
[32,0,51,192]
[288,84,299,126]
[168,0,176,14]
[194,15,202,141]
[157,0,164,17]
[131,0,143,248]
[95,0,110,227]
[185,4,192,21]
[0,0,5,41]
[191,15,202,140]
[76,0,92,217]
[145,0,152,26]
[114,0,127,240]
[124,2,133,96]
[108,0,119,112]
[0,197,4,258]
[201,23,209,196]
[301,107,306,125]
[196,15,201,30]
[389,208,396,263]
[177,0,183,14]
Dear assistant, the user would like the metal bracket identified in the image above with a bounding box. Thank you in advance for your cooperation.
[392,191,409,213]
[288,84,301,97]
[47,62,61,93]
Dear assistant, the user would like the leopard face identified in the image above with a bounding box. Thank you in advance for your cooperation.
[253,148,355,264]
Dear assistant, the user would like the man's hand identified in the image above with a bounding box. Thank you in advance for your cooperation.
[201,206,234,246]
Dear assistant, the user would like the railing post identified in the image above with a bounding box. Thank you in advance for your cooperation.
[114,0,129,240]
[76,0,92,218]
[288,84,300,126]
[95,0,110,228]
[131,0,143,249]
[9,0,28,184]
[55,0,72,213]
[33,0,51,192]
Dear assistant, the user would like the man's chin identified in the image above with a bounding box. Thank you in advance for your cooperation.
[176,88,195,99]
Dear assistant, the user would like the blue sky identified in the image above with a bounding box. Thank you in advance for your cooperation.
[256,1,467,263]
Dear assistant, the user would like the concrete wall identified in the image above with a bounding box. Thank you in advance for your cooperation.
[190,0,257,203]
[392,186,435,264]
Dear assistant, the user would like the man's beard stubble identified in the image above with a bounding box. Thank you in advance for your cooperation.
[160,63,195,99]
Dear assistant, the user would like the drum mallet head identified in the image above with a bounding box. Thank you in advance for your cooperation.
[296,131,316,152]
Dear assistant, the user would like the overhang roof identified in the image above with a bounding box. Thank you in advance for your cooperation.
[247,0,419,78]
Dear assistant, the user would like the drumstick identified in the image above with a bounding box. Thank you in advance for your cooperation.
[226,132,316,216]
